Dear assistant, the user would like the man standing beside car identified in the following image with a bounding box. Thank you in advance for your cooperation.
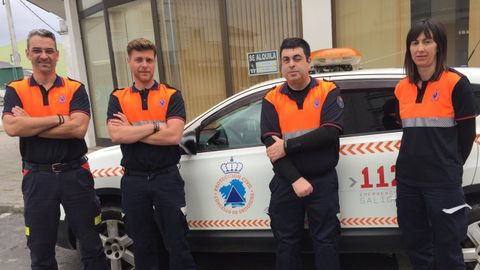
[106,38,196,270]
[260,37,343,270]
[1,29,107,269]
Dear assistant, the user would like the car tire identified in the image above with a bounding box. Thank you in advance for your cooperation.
[464,203,480,270]
[98,204,135,270]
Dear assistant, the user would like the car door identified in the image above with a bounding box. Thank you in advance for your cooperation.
[179,89,274,231]
[180,76,405,231]
[333,77,404,229]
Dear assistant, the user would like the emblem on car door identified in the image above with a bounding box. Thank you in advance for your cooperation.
[213,157,254,214]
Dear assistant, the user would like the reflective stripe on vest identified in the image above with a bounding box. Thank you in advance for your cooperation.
[395,71,461,127]
[113,84,177,124]
[264,79,337,138]
[401,117,455,127]
[283,128,316,140]
[9,77,81,116]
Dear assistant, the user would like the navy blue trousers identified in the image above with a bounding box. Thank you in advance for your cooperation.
[121,166,196,270]
[268,170,340,270]
[22,166,107,270]
[396,181,468,270]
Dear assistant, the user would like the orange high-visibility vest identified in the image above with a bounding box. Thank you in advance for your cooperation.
[264,79,337,138]
[112,84,177,124]
[9,77,82,116]
[395,71,461,128]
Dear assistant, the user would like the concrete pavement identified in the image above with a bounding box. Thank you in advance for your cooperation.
[0,123,23,213]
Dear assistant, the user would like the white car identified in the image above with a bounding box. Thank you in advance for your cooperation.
[57,68,480,270]
[0,89,5,106]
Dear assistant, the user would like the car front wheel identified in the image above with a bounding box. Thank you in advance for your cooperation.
[98,204,135,270]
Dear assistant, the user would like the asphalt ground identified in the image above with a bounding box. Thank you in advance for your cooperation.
[0,119,23,213]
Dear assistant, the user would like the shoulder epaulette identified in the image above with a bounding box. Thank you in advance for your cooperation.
[162,82,179,91]
[66,77,84,84]
[7,78,24,86]
[320,77,333,83]
[263,85,278,98]
[448,68,466,79]
[111,88,125,94]
[316,78,338,92]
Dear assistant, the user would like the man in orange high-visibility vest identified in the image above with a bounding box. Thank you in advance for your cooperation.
[261,37,344,270]
[2,29,107,270]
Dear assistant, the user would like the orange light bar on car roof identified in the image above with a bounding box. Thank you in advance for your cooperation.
[311,47,361,66]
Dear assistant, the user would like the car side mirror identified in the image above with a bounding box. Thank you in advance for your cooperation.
[180,130,197,155]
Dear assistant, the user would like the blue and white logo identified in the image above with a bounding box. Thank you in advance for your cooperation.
[219,179,247,208]
[432,88,440,101]
[59,94,66,103]
[313,99,320,108]
[214,157,254,214]
[336,96,344,108]
[160,99,165,106]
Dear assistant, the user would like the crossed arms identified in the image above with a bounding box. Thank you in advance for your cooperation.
[107,112,184,146]
[2,106,89,139]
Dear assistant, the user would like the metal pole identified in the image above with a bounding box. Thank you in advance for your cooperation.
[5,0,21,66]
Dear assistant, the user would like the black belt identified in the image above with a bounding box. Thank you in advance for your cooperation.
[124,165,177,177]
[24,156,88,173]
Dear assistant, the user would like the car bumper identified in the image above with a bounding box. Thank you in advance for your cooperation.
[188,228,403,253]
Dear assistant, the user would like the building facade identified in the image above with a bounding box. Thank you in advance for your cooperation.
[29,0,480,146]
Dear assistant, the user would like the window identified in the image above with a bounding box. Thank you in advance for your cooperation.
[196,84,403,152]
[334,0,480,68]
[226,0,301,93]
[341,88,400,136]
[108,0,157,89]
[197,99,262,152]
[155,0,301,121]
[156,0,226,121]
[334,0,410,69]
[341,83,479,136]
[81,11,114,140]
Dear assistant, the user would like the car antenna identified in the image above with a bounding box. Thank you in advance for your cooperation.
[468,39,480,65]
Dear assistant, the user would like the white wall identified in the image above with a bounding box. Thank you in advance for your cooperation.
[302,0,333,50]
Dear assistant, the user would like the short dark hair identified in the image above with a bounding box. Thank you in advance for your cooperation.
[127,38,157,57]
[27,29,57,49]
[404,18,447,83]
[280,37,311,59]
